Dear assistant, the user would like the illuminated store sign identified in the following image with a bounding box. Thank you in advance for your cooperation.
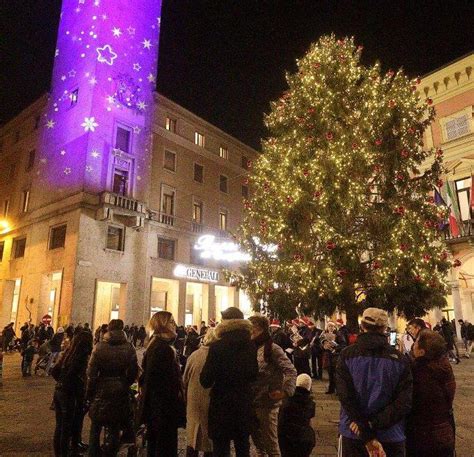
[173,264,220,283]
[193,235,252,262]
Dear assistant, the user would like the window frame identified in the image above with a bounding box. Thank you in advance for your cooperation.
[26,150,36,172]
[194,131,205,148]
[219,174,229,193]
[21,190,30,213]
[455,176,472,221]
[219,208,228,231]
[163,149,177,172]
[12,237,26,259]
[3,199,9,217]
[165,116,177,133]
[158,237,176,261]
[241,155,249,170]
[193,199,203,224]
[70,88,79,107]
[193,163,204,183]
[241,184,249,199]
[442,107,472,142]
[0,241,4,262]
[114,123,132,154]
[106,225,125,252]
[219,146,229,160]
[49,224,67,250]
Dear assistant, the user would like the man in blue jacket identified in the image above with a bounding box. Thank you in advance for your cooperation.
[336,308,412,457]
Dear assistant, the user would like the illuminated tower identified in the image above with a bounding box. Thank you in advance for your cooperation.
[38,0,162,203]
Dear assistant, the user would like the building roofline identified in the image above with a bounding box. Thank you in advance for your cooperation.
[422,51,474,79]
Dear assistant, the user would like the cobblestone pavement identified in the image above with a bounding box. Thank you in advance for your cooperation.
[0,352,473,456]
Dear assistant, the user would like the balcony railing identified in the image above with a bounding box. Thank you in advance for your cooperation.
[100,191,146,214]
[443,219,474,243]
[159,213,175,226]
[192,222,203,233]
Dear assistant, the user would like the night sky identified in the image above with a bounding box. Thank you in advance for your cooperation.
[1,0,473,150]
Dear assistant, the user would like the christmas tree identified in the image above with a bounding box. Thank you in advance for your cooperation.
[233,35,451,329]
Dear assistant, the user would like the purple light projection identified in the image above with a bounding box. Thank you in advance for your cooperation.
[37,0,162,202]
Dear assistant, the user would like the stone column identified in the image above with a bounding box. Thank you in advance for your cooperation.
[178,280,187,326]
[208,284,216,323]
[451,269,464,338]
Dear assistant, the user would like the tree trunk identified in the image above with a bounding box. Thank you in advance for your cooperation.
[345,302,360,334]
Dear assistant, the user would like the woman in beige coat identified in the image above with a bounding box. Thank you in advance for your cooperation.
[183,328,217,456]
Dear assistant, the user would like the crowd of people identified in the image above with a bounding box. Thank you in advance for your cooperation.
[0,306,465,457]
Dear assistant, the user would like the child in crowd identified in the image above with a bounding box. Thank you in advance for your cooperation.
[278,373,316,457]
[21,339,38,377]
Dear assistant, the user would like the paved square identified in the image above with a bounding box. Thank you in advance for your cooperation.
[0,353,472,456]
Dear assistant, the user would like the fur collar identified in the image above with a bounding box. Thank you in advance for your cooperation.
[215,319,253,338]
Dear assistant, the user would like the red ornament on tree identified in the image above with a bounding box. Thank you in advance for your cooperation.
[388,99,396,108]
[441,251,449,260]
[414,275,422,282]
[436,148,443,157]
[453,259,462,267]
[326,131,334,141]
[303,169,309,177]
[372,260,381,270]
[423,254,431,261]
[426,98,433,105]
[326,241,336,251]
[386,70,395,78]
[394,206,405,215]
[400,149,409,158]
[337,269,347,277]
[286,196,294,204]
[396,173,405,181]
[400,243,408,252]
[313,190,322,199]
[436,179,444,188]
[352,142,359,150]
[375,138,383,146]
[427,196,435,204]
[313,63,321,69]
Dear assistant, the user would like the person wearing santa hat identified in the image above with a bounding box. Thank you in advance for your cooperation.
[270,319,291,352]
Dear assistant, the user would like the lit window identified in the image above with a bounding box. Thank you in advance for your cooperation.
[242,185,249,199]
[219,175,228,193]
[26,150,35,171]
[49,225,67,250]
[12,238,26,259]
[115,125,131,153]
[21,190,30,213]
[219,146,229,159]
[194,163,203,183]
[0,241,4,262]
[219,209,228,231]
[445,114,470,141]
[194,131,205,147]
[455,177,472,221]
[112,169,129,196]
[193,201,203,224]
[106,226,125,251]
[70,88,79,106]
[3,199,9,217]
[241,155,249,169]
[166,117,177,132]
[164,150,176,172]
[158,238,175,260]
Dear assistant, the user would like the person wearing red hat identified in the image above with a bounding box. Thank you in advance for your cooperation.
[270,319,291,353]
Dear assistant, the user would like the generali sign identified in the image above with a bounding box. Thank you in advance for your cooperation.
[173,264,220,283]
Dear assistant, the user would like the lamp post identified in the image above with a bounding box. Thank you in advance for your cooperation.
[0,220,9,234]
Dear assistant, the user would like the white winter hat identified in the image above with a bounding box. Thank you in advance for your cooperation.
[296,373,312,391]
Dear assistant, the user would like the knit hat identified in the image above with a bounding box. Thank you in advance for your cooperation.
[296,373,312,391]
[221,306,244,320]
[57,327,65,334]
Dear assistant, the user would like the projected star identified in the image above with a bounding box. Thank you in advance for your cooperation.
[142,39,152,49]
[46,120,56,129]
[81,117,99,132]
[96,45,117,65]
[112,27,122,38]
[133,63,141,71]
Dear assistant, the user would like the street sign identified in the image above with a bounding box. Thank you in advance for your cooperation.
[42,314,52,325]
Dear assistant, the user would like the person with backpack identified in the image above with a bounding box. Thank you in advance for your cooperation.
[278,374,316,457]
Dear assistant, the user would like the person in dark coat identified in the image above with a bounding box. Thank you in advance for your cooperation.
[200,307,258,457]
[278,374,316,457]
[46,327,65,374]
[293,337,312,376]
[86,319,138,457]
[184,326,201,358]
[2,323,16,351]
[21,339,38,377]
[137,325,147,348]
[406,330,456,457]
[439,318,460,363]
[270,320,292,352]
[139,311,185,457]
[51,331,93,456]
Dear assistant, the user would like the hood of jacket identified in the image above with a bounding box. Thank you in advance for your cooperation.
[215,319,252,339]
[103,329,127,345]
[356,331,388,351]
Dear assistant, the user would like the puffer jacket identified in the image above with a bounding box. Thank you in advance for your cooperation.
[253,339,297,409]
[86,330,138,425]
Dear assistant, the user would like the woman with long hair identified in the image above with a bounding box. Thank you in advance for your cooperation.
[51,330,93,456]
[139,311,186,457]
[406,330,456,457]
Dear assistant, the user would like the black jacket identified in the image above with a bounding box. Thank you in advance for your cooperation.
[49,333,64,353]
[86,330,138,424]
[139,335,185,428]
[52,347,90,397]
[278,387,316,456]
[200,319,258,439]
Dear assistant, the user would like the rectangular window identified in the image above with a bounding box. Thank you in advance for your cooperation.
[3,199,9,217]
[193,201,203,224]
[455,177,471,221]
[26,150,35,171]
[106,226,125,251]
[194,131,205,147]
[164,150,176,172]
[70,88,79,106]
[112,169,129,196]
[21,190,30,213]
[219,146,229,159]
[241,155,249,169]
[0,241,4,262]
[242,185,249,199]
[219,209,228,231]
[35,115,41,130]
[194,163,203,183]
[13,238,26,259]
[158,238,175,260]
[445,114,470,141]
[219,175,228,193]
[165,117,177,132]
[115,125,131,153]
[161,185,175,225]
[49,224,67,250]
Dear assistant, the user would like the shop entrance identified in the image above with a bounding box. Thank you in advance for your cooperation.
[39,271,63,328]
[2,278,22,328]
[186,282,208,326]
[215,285,235,319]
[150,278,179,319]
[93,281,127,330]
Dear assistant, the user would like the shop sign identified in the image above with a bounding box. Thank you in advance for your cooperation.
[173,264,220,283]
[193,234,251,262]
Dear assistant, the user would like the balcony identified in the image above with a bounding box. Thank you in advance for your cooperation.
[192,222,204,233]
[100,192,146,214]
[444,219,474,245]
[159,213,175,226]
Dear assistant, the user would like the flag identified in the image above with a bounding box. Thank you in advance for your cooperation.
[446,181,461,237]
[433,188,446,206]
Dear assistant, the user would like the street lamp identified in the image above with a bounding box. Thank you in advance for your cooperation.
[0,220,9,234]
